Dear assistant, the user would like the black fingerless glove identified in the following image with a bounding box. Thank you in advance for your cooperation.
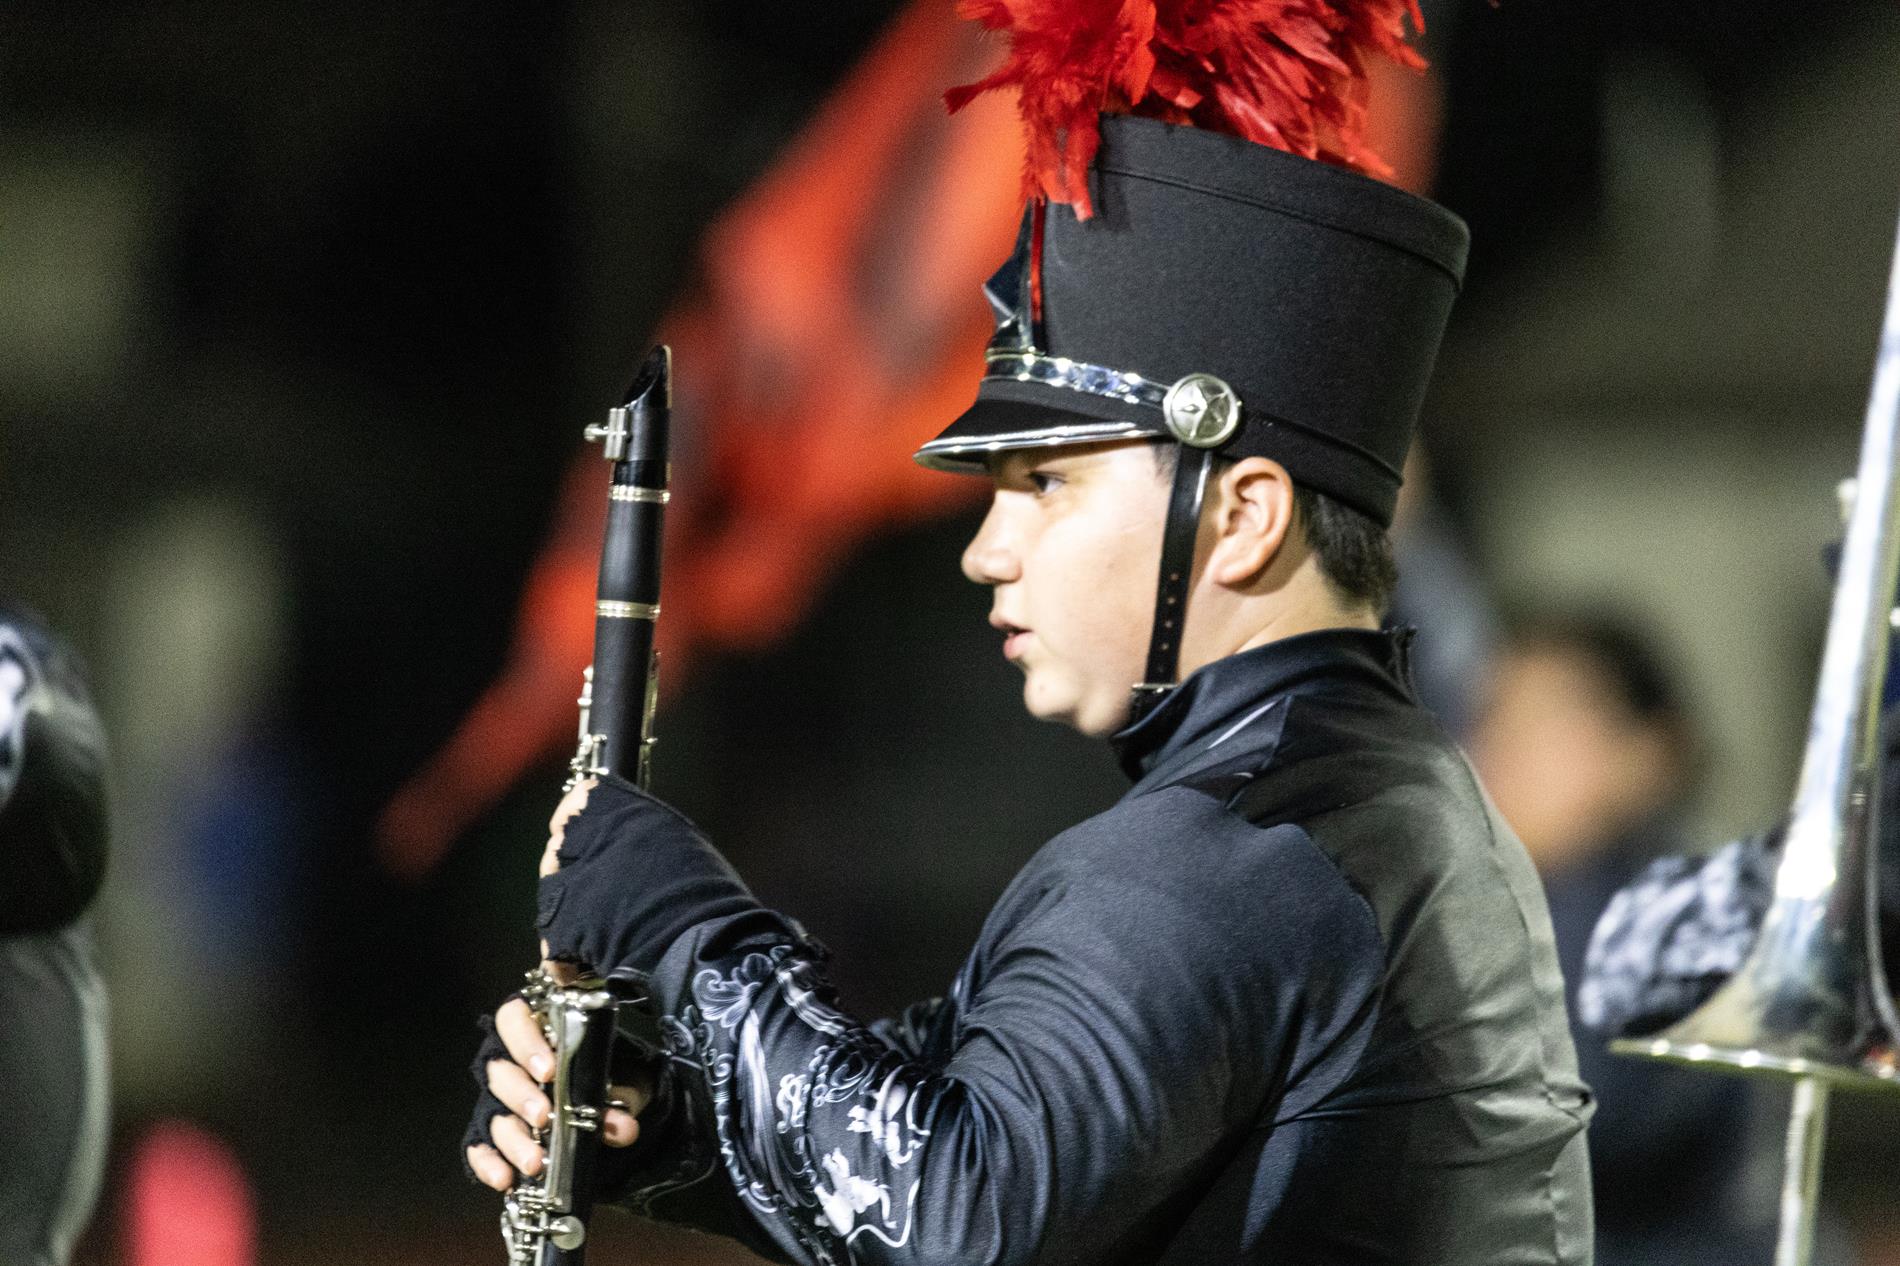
[459,1010,513,1186]
[536,775,761,977]
[459,998,714,1208]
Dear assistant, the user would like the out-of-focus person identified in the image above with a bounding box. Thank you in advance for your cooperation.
[1471,612,1774,1265]
[0,601,111,1266]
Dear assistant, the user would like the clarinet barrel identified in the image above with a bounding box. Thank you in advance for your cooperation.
[502,345,671,1266]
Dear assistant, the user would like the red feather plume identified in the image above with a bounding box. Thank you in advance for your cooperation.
[945,0,1426,218]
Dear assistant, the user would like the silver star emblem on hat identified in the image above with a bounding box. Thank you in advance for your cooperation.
[1162,373,1241,448]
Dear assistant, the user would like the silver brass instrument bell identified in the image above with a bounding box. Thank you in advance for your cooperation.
[1610,205,1900,1265]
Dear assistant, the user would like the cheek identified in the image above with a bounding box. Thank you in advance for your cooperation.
[1033,515,1156,665]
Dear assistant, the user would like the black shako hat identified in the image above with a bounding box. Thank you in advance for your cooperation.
[914,112,1469,530]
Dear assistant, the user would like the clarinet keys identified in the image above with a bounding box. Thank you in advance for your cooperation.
[500,968,639,1264]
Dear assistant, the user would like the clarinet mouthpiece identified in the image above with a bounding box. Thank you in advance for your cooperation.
[586,346,671,463]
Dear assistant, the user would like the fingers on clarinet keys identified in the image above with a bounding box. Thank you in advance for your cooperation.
[486,1057,551,1130]
[491,1112,545,1179]
[497,997,555,1082]
[465,1099,549,1194]
[536,954,581,986]
[465,1084,647,1192]
[466,1143,514,1192]
[472,997,649,1183]
[604,1083,650,1148]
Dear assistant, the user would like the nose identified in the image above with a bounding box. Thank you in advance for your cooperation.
[961,494,1020,586]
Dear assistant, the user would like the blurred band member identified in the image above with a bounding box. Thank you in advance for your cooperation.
[1580,596,1900,1043]
[463,3,1595,1261]
[1473,614,1770,1264]
[0,602,111,1266]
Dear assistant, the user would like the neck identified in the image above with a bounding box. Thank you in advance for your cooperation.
[1233,602,1378,656]
[1165,527,1382,681]
[1183,567,1378,677]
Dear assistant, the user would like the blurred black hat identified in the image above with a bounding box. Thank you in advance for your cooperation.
[0,601,109,933]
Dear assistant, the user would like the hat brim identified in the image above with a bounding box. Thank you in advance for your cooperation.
[913,378,1169,473]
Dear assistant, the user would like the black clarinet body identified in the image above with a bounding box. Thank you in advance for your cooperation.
[501,346,671,1266]
[581,343,671,792]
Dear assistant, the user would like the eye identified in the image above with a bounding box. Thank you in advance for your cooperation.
[1028,470,1063,496]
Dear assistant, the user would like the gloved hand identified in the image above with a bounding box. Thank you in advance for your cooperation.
[461,993,653,1192]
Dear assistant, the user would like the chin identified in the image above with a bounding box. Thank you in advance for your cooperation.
[1022,676,1123,737]
[1021,675,1079,729]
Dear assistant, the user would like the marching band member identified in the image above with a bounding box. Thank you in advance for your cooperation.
[0,602,110,1266]
[465,3,1595,1260]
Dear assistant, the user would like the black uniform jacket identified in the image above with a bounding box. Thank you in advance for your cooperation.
[538,628,1595,1265]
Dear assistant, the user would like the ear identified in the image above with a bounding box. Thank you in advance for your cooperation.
[1206,457,1296,587]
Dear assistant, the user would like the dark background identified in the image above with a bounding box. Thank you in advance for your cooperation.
[4,1,1900,1261]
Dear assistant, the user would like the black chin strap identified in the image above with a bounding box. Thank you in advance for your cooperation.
[1128,444,1214,724]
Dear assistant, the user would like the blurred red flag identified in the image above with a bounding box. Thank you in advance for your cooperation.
[376,0,1442,879]
[378,2,1025,876]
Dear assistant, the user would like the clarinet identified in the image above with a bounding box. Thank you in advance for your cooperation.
[501,345,672,1266]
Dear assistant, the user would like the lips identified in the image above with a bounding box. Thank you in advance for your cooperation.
[990,614,1031,661]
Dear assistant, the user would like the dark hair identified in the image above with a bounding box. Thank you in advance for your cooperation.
[1151,445,1397,614]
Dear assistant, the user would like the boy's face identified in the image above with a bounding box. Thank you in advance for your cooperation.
[962,440,1169,737]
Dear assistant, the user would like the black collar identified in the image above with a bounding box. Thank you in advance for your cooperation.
[1109,626,1417,783]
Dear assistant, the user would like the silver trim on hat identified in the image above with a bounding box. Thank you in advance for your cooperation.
[914,419,1153,471]
[914,347,1249,470]
[983,350,1177,410]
